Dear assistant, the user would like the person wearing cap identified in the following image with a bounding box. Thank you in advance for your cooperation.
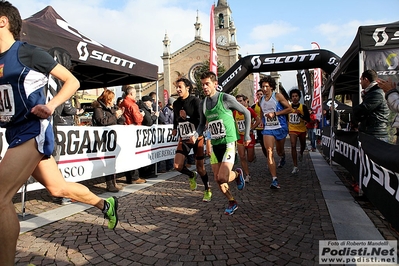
[137,95,159,179]
[140,95,159,126]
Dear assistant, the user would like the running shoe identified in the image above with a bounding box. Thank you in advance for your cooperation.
[202,189,212,202]
[245,175,251,183]
[224,201,238,215]
[291,167,299,174]
[104,196,118,230]
[235,168,245,190]
[61,198,72,205]
[189,171,198,191]
[270,179,280,189]
[278,156,286,168]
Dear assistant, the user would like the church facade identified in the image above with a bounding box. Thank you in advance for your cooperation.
[140,0,257,105]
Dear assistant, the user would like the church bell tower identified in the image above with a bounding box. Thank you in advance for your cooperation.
[214,0,233,47]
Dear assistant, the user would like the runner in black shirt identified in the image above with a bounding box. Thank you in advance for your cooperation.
[172,78,212,202]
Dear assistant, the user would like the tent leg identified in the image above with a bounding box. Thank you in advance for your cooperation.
[18,181,30,220]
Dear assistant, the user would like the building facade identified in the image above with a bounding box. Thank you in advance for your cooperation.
[142,0,257,105]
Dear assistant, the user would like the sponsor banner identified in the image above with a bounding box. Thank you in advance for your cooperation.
[321,127,359,180]
[219,49,340,94]
[322,129,399,232]
[297,69,312,108]
[163,89,169,106]
[3,124,178,192]
[359,132,399,233]
[253,72,260,103]
[311,42,323,121]
[365,49,399,85]
[319,240,397,264]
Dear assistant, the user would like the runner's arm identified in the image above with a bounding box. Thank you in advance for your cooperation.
[276,93,293,115]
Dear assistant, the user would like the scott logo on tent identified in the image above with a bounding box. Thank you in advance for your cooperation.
[251,53,319,70]
[77,42,136,69]
[373,27,389,46]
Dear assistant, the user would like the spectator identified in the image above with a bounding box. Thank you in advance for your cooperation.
[139,95,159,126]
[119,85,146,184]
[306,109,318,152]
[162,97,175,125]
[158,97,175,173]
[377,77,399,144]
[149,91,165,124]
[116,97,123,106]
[92,89,125,192]
[353,69,389,142]
[137,95,159,178]
[120,85,144,125]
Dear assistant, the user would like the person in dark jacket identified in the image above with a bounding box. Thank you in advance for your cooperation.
[137,96,159,178]
[56,98,84,126]
[138,95,159,126]
[92,89,125,192]
[158,97,175,172]
[353,69,389,141]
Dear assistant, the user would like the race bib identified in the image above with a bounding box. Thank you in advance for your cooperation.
[264,114,279,127]
[178,121,196,140]
[0,84,15,123]
[289,113,300,124]
[208,119,226,139]
[236,119,245,133]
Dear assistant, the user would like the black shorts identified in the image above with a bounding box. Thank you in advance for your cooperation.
[176,136,205,161]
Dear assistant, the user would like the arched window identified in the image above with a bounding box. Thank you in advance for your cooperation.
[218,14,224,28]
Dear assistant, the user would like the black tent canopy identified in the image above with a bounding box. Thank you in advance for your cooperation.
[20,6,158,89]
[323,21,399,97]
[323,99,352,113]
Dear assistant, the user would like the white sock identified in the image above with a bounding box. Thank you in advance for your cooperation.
[272,176,277,180]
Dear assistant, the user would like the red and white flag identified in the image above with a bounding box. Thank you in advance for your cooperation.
[253,73,260,103]
[209,4,217,75]
[311,42,322,120]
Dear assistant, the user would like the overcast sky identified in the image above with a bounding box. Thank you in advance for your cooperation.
[12,0,399,90]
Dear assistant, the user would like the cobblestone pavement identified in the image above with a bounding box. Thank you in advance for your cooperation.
[13,141,398,265]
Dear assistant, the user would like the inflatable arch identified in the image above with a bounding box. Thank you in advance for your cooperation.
[217,49,341,93]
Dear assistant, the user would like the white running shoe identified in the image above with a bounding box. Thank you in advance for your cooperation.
[291,167,299,174]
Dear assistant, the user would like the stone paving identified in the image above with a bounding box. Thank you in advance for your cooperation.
[13,142,398,265]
